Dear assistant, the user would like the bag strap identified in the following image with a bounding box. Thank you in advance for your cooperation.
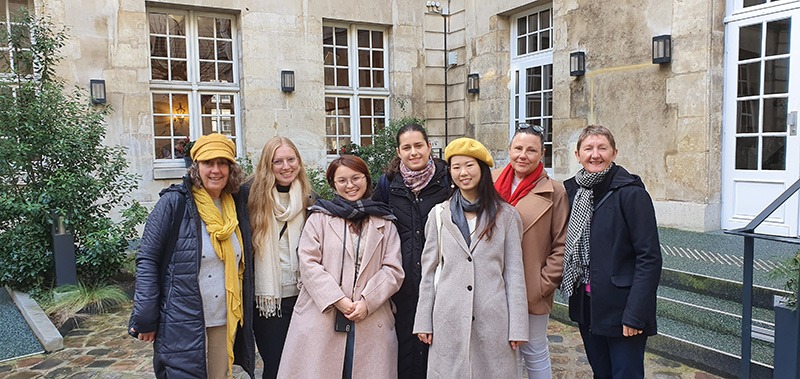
[159,193,186,281]
[435,204,444,269]
[378,175,390,203]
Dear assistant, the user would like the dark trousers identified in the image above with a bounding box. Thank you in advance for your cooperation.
[578,294,647,379]
[253,296,297,379]
[395,296,428,378]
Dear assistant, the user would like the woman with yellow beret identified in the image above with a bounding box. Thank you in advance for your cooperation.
[413,138,528,378]
[130,133,255,378]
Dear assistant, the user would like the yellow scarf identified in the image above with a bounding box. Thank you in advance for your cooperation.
[192,187,244,377]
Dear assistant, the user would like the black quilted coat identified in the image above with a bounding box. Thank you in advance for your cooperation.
[372,159,450,378]
[131,177,255,378]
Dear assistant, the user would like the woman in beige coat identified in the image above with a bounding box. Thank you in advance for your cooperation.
[492,124,568,379]
[277,155,404,378]
[414,138,528,378]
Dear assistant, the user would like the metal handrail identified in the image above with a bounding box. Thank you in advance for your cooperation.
[724,177,800,379]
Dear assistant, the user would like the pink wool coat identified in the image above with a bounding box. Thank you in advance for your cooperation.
[277,212,404,379]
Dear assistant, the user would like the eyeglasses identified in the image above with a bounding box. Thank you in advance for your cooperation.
[334,174,366,186]
[517,123,544,135]
[272,157,297,167]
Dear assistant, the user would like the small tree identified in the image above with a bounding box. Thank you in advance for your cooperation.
[0,12,146,294]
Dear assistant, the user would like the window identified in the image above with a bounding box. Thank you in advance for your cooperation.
[510,5,553,169]
[148,9,240,163]
[0,0,33,78]
[323,24,388,155]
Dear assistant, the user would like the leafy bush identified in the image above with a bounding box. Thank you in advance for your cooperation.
[0,12,145,294]
[771,250,800,309]
[308,166,335,200]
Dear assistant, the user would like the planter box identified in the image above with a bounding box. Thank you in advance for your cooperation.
[774,296,799,379]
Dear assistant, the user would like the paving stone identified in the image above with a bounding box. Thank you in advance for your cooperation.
[12,357,42,369]
[0,365,12,373]
[46,366,77,378]
[86,349,111,356]
[2,371,40,379]
[87,360,114,368]
[31,358,64,370]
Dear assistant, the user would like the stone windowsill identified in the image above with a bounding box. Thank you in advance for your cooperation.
[153,167,188,180]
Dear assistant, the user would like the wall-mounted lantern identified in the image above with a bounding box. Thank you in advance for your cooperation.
[570,52,586,77]
[652,35,672,64]
[89,79,106,104]
[281,70,295,92]
[467,73,480,94]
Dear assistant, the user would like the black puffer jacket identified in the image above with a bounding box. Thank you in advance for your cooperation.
[132,177,255,378]
[373,160,450,378]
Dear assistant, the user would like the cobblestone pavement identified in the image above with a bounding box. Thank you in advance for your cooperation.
[0,303,723,379]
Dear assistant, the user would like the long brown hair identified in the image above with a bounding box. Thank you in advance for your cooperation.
[248,137,314,252]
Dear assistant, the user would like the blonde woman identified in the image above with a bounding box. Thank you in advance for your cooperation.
[241,137,314,379]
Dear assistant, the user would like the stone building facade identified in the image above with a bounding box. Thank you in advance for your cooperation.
[12,0,799,234]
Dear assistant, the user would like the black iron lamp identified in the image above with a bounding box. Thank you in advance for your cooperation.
[652,35,672,64]
[467,73,479,94]
[570,52,585,77]
[281,70,295,92]
[89,79,106,104]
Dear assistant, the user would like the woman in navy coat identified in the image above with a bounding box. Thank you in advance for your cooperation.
[561,125,662,379]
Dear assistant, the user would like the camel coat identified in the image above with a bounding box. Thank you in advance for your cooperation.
[492,170,569,315]
[277,213,404,379]
[413,200,528,378]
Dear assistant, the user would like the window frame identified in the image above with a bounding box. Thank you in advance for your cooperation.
[323,22,390,157]
[147,7,242,168]
[509,4,554,172]
[0,0,34,81]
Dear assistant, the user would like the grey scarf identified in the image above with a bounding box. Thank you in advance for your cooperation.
[560,166,612,298]
[450,190,481,246]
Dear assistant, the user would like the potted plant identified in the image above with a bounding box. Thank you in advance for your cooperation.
[176,137,195,167]
[772,250,800,378]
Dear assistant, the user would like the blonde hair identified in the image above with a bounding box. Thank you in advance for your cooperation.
[247,137,314,252]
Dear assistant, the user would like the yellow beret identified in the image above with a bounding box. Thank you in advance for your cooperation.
[444,137,494,167]
[190,133,236,163]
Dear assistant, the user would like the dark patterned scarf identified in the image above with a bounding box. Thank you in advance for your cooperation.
[560,165,612,298]
[308,195,396,222]
[400,158,436,194]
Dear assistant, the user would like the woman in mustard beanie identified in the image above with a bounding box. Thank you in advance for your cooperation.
[413,137,529,378]
[130,133,256,378]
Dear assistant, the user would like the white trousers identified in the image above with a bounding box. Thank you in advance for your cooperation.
[519,313,551,379]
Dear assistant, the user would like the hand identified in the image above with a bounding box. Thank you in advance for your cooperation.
[510,341,524,350]
[134,329,156,342]
[417,333,432,345]
[345,300,368,322]
[334,298,355,314]
[622,325,643,337]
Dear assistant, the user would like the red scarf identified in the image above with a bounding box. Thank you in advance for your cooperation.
[494,162,544,206]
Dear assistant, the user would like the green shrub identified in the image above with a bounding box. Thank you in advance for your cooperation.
[44,282,130,327]
[0,12,145,294]
[308,166,335,200]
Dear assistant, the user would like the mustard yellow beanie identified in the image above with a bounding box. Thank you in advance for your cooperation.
[444,137,494,167]
[190,133,236,163]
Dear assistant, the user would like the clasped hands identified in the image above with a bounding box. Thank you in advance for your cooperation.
[335,297,368,322]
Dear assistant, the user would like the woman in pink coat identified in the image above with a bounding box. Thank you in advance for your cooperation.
[277,155,404,378]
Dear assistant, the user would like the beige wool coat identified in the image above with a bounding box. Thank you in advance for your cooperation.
[413,200,529,378]
[277,212,404,379]
[491,170,569,315]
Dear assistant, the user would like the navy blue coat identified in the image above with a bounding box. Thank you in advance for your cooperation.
[132,178,255,378]
[564,164,662,337]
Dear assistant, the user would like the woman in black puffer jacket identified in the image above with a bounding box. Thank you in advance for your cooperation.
[372,124,451,379]
[131,134,255,378]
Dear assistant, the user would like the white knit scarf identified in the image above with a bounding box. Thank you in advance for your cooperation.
[254,182,305,317]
